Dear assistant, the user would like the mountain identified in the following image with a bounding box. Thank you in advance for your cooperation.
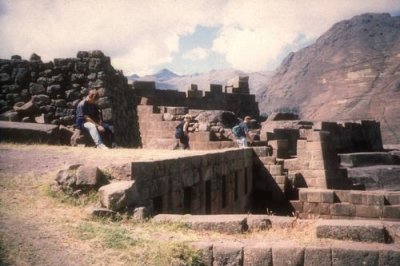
[128,68,271,93]
[257,13,400,144]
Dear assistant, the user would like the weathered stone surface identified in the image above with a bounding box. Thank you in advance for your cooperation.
[99,181,138,211]
[213,241,243,266]
[331,245,379,266]
[244,242,272,266]
[152,214,248,234]
[190,241,213,266]
[75,165,106,187]
[379,248,400,266]
[272,243,304,266]
[304,246,331,266]
[316,219,387,243]
[0,121,59,144]
[89,207,116,218]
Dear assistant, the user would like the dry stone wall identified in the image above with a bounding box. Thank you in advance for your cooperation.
[292,188,400,220]
[0,51,140,147]
[131,148,254,214]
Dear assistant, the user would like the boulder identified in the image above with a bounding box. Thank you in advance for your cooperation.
[76,165,107,187]
[29,82,45,95]
[99,181,138,211]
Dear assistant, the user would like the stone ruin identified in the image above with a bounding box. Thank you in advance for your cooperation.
[0,51,140,147]
[1,51,400,265]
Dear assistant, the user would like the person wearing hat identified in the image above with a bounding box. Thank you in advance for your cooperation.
[236,116,254,148]
[175,114,192,149]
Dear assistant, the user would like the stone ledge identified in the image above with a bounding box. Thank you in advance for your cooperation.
[316,219,387,243]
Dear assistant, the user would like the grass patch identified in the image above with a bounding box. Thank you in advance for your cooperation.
[74,221,202,265]
[45,184,99,206]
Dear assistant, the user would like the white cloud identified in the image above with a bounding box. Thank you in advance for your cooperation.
[183,47,209,61]
[0,0,223,75]
[0,0,399,75]
[212,0,400,72]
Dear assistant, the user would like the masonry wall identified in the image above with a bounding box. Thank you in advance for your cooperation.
[0,51,140,147]
[291,188,400,220]
[133,81,260,120]
[131,149,254,214]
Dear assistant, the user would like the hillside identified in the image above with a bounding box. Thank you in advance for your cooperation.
[257,13,400,144]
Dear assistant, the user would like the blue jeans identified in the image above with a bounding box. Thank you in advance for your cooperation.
[236,137,248,148]
[83,122,113,146]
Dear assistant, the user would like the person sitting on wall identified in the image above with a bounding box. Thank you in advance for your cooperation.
[74,88,113,149]
[175,114,192,150]
[235,116,254,148]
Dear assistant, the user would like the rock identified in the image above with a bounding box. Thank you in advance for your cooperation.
[55,166,78,189]
[13,100,39,117]
[46,84,61,95]
[32,94,51,105]
[65,89,80,101]
[76,51,89,59]
[0,121,60,144]
[0,111,20,122]
[88,58,102,73]
[71,73,85,83]
[195,110,239,128]
[267,112,299,121]
[132,207,150,220]
[29,82,45,95]
[89,50,105,58]
[97,97,110,109]
[13,68,30,86]
[11,55,22,60]
[75,165,107,187]
[30,53,41,61]
[99,181,138,211]
[0,73,11,84]
[89,207,116,218]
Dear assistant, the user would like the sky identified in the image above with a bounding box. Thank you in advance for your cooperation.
[1,0,400,76]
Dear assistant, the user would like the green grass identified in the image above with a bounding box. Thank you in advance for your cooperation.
[44,184,99,206]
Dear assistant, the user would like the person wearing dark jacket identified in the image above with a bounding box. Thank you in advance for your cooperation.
[75,89,112,149]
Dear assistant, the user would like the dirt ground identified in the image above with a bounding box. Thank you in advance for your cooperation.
[0,144,213,265]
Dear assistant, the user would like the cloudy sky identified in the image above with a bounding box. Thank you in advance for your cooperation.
[1,0,400,76]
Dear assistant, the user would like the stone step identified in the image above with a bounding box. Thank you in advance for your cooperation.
[316,219,387,243]
[190,240,400,266]
[0,121,60,144]
[346,165,400,190]
[339,152,400,167]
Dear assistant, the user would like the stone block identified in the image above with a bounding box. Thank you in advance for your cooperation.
[153,214,248,234]
[364,193,385,206]
[274,175,286,184]
[258,156,276,165]
[307,190,335,203]
[355,205,382,218]
[379,249,400,266]
[190,241,213,266]
[349,191,363,205]
[246,215,272,231]
[283,158,299,170]
[319,203,331,215]
[252,146,270,157]
[187,90,203,98]
[304,246,331,266]
[299,189,308,201]
[290,200,303,213]
[269,164,283,176]
[213,241,243,266]
[385,192,400,205]
[330,203,356,217]
[244,242,272,266]
[331,246,379,266]
[272,243,304,266]
[0,121,59,144]
[316,219,386,243]
[304,202,319,214]
[75,165,106,187]
[99,181,138,211]
[383,205,400,219]
[333,190,350,203]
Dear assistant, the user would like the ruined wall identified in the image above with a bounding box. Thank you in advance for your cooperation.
[131,149,254,214]
[133,81,260,120]
[0,51,140,147]
[291,188,400,220]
